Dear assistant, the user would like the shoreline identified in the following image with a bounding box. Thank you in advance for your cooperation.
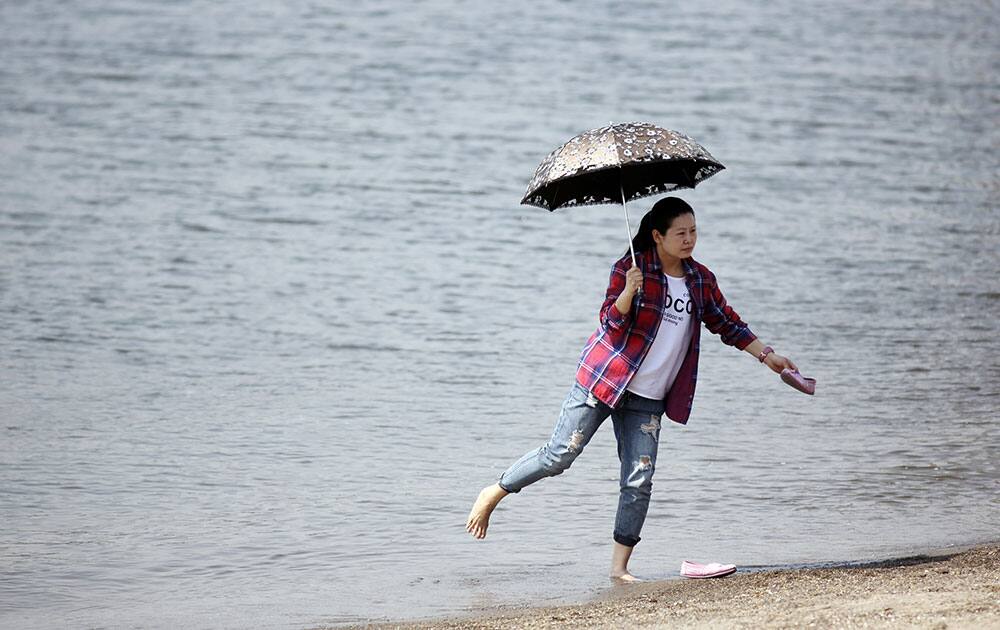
[334,543,1000,629]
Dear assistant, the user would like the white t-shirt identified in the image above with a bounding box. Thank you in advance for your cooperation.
[626,274,694,400]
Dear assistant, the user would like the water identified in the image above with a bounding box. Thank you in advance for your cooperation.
[1,1,997,628]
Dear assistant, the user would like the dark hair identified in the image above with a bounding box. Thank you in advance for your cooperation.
[630,197,695,253]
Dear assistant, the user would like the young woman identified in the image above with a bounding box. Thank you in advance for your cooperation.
[466,197,797,582]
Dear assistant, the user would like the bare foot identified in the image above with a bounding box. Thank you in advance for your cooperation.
[610,541,640,582]
[466,484,508,539]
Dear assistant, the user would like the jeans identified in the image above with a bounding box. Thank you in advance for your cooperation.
[498,382,665,547]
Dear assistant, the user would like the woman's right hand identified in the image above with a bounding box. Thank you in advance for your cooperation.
[624,266,643,296]
[613,264,644,317]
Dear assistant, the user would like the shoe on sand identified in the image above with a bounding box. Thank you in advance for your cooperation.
[680,560,737,579]
[780,368,816,395]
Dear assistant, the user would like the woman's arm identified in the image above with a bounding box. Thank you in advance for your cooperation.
[614,266,643,315]
[701,269,797,372]
[599,257,643,331]
[701,273,757,349]
[743,339,797,374]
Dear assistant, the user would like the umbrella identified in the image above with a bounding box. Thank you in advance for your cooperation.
[521,122,724,265]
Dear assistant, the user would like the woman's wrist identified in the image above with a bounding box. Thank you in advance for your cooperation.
[614,291,634,315]
[757,345,774,363]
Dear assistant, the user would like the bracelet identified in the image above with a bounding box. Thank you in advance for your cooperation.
[757,346,774,363]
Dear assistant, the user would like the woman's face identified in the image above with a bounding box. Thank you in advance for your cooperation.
[652,213,697,260]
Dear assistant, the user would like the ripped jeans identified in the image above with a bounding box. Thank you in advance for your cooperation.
[498,382,665,547]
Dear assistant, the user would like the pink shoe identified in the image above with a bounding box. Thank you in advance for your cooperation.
[680,560,737,579]
[780,368,816,395]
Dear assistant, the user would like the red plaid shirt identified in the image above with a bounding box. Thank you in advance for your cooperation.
[575,249,757,425]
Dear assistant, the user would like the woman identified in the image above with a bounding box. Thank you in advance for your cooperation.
[466,197,797,582]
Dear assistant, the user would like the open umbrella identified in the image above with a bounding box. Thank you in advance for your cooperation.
[521,122,724,265]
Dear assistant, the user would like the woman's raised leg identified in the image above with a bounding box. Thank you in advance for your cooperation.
[466,383,610,539]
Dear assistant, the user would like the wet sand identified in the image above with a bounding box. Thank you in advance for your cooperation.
[338,543,999,629]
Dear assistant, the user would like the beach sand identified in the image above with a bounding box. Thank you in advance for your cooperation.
[339,544,999,629]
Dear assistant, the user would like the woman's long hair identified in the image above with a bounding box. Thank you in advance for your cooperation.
[628,196,695,255]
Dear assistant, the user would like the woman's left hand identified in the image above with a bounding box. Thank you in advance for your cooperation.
[763,353,797,374]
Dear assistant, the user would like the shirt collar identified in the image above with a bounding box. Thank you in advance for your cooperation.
[643,249,696,279]
[682,257,697,278]
[644,248,662,273]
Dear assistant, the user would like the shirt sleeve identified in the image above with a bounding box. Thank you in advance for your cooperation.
[598,254,633,333]
[701,270,757,349]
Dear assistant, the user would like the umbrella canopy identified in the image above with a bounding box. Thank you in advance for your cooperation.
[521,122,724,211]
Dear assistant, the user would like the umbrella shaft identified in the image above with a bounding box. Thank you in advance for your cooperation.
[620,180,636,267]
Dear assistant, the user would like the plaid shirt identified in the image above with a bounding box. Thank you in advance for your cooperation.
[575,249,757,425]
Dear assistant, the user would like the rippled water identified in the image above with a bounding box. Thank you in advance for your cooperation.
[1,1,998,628]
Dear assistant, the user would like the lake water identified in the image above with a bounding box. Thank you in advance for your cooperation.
[1,1,997,628]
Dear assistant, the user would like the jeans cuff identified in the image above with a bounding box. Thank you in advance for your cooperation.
[497,478,520,494]
[613,532,640,547]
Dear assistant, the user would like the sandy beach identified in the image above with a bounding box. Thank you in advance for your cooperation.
[339,544,1000,629]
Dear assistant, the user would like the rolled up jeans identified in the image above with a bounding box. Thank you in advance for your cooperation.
[498,382,665,547]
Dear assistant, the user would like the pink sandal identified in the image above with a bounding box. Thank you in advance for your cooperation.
[780,368,816,395]
[680,560,737,579]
